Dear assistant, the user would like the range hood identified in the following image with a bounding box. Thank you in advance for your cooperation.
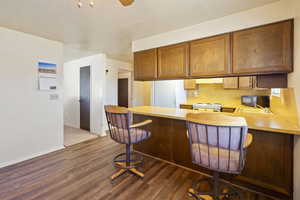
[196,78,223,84]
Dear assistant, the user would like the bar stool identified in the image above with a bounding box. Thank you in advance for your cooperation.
[104,105,152,182]
[186,113,253,200]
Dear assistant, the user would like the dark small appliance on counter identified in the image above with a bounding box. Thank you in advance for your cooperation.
[241,96,270,108]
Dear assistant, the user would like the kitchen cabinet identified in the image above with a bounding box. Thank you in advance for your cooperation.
[134,49,157,81]
[224,74,288,89]
[255,74,288,88]
[180,104,193,110]
[158,43,189,79]
[239,76,255,89]
[232,20,293,75]
[190,34,231,77]
[184,80,196,90]
[223,77,239,89]
[133,20,293,81]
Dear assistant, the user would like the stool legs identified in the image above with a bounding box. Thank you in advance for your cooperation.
[111,144,144,182]
[188,172,243,200]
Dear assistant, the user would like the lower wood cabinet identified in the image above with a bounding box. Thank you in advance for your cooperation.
[158,43,189,79]
[133,114,293,200]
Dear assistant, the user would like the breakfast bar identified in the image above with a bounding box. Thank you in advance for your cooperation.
[129,106,299,200]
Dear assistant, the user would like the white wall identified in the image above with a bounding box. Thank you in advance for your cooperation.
[106,58,133,72]
[63,54,106,135]
[104,59,132,130]
[105,58,133,107]
[103,62,119,132]
[132,0,293,52]
[0,27,64,168]
[290,0,300,199]
[104,65,119,106]
[64,57,132,134]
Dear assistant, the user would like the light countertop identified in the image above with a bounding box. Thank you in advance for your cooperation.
[129,106,300,135]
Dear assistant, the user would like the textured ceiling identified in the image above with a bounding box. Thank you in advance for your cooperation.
[0,0,280,62]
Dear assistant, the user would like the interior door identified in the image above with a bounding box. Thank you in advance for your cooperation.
[118,78,129,107]
[80,66,91,131]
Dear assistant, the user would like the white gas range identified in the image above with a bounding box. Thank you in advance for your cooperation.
[192,103,222,112]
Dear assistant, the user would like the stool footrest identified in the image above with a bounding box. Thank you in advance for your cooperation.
[113,152,143,169]
[188,174,243,200]
[111,151,144,182]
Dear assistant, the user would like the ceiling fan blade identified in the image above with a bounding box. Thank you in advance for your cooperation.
[119,0,135,6]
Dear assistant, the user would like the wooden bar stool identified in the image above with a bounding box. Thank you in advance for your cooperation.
[186,113,253,200]
[104,105,152,182]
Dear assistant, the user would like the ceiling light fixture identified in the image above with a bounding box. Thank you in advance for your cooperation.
[77,0,95,8]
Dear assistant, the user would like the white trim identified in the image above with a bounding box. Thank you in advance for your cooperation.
[0,146,65,169]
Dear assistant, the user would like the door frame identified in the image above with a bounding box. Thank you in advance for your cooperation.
[79,65,92,131]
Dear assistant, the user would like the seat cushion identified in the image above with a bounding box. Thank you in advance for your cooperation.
[111,128,151,144]
[192,143,242,172]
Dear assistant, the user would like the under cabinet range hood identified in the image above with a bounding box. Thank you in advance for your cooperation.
[195,78,223,84]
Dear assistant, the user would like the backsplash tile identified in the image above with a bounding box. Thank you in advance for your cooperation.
[187,84,270,107]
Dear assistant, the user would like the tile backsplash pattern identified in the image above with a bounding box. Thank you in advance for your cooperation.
[187,84,270,107]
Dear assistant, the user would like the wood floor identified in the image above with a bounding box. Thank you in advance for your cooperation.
[0,136,275,200]
[64,126,98,146]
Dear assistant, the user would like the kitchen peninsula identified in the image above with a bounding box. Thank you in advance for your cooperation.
[129,104,299,200]
[132,18,296,200]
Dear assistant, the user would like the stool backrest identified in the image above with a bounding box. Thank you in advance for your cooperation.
[186,113,248,174]
[104,105,131,144]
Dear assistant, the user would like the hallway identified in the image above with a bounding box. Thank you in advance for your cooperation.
[64,126,98,146]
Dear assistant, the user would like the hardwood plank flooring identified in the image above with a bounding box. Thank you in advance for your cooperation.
[0,136,275,200]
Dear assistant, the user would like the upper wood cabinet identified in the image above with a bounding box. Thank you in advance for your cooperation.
[184,80,196,90]
[133,20,293,81]
[134,49,157,81]
[157,43,189,79]
[232,20,293,74]
[223,77,239,89]
[239,76,255,89]
[190,34,231,77]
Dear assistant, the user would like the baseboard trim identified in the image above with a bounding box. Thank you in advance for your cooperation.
[0,145,65,169]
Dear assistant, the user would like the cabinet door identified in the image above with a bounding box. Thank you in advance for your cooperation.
[134,49,157,81]
[232,20,293,74]
[184,80,196,90]
[223,77,238,89]
[256,74,288,88]
[239,77,254,89]
[158,43,189,79]
[190,34,231,77]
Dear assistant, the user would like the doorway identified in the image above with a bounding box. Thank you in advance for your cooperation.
[80,66,91,131]
[118,78,129,107]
